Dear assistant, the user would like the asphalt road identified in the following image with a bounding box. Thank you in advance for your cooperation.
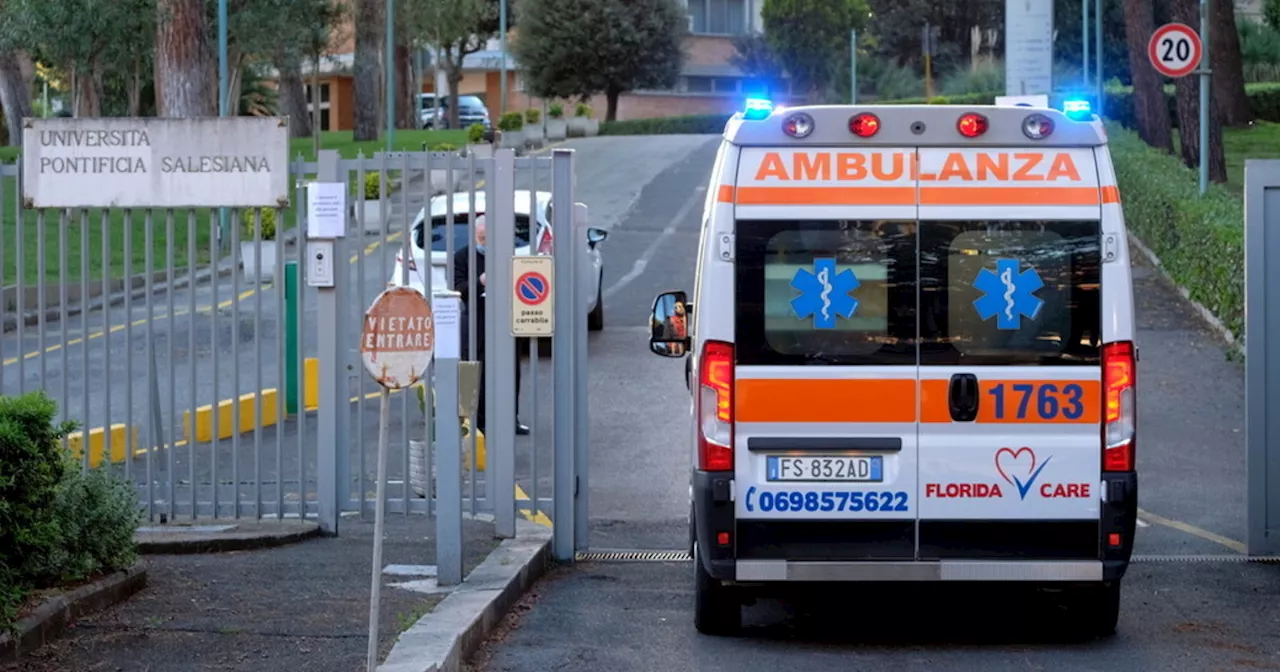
[463,137,1280,671]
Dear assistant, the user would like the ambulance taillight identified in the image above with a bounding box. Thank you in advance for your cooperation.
[697,341,734,472]
[1102,341,1137,472]
[782,112,814,138]
[848,113,880,138]
[957,113,989,138]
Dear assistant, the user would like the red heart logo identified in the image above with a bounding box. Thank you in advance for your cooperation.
[994,447,1036,486]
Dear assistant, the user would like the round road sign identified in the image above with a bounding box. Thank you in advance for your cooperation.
[1148,23,1203,78]
[360,286,435,390]
[516,271,550,306]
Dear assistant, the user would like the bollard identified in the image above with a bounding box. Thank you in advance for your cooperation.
[285,260,300,414]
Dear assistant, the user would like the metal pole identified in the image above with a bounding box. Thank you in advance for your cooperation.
[218,0,229,246]
[551,149,576,561]
[435,290,464,585]
[1199,0,1211,196]
[500,0,508,115]
[366,389,391,671]
[850,30,857,104]
[490,149,517,539]
[1096,0,1105,116]
[316,151,345,535]
[1082,0,1090,88]
[386,0,396,151]
[1244,159,1280,557]
[572,203,589,552]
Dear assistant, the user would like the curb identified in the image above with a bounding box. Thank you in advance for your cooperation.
[0,563,147,662]
[135,522,322,555]
[1126,233,1243,355]
[378,520,553,672]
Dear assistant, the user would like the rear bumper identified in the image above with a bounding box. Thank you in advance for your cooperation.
[692,470,1138,585]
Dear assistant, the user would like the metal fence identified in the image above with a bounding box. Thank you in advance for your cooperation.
[0,147,581,542]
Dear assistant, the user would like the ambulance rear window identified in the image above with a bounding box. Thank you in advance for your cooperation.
[734,220,916,366]
[918,220,1102,366]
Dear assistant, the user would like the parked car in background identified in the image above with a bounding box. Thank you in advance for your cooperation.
[389,189,608,331]
[419,93,491,130]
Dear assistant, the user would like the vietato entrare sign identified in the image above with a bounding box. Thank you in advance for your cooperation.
[360,287,436,390]
[21,117,290,209]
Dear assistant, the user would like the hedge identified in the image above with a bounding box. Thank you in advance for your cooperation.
[0,392,143,632]
[1106,121,1244,340]
[598,83,1280,137]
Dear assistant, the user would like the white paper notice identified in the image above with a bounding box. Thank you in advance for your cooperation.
[432,294,461,360]
[307,181,347,239]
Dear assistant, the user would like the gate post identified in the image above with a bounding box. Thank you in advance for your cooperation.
[1246,159,1280,556]
[551,149,577,561]
[489,148,518,539]
[315,150,348,535]
[573,202,590,552]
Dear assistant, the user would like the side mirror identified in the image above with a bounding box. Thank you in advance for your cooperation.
[649,290,690,358]
[587,227,608,249]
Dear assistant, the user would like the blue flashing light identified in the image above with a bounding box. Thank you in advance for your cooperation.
[1062,99,1093,121]
[743,97,773,120]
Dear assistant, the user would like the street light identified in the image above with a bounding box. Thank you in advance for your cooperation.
[218,0,229,247]
[386,0,396,151]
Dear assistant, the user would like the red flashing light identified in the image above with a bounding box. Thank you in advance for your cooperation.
[1102,341,1136,472]
[957,113,989,138]
[716,532,731,546]
[849,113,880,138]
[697,341,734,472]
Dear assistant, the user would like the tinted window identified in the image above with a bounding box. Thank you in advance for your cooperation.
[735,220,916,366]
[416,214,533,252]
[457,96,485,110]
[918,220,1101,366]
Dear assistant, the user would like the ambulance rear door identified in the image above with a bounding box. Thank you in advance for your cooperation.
[730,145,920,568]
[915,144,1106,564]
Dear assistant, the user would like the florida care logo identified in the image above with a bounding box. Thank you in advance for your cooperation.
[924,447,1092,500]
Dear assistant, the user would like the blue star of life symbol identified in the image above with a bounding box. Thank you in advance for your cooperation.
[973,258,1045,330]
[791,257,859,329]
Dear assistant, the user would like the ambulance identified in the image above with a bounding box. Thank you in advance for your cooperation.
[647,98,1137,637]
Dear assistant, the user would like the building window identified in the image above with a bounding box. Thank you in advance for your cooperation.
[684,76,714,93]
[304,82,331,104]
[687,0,749,35]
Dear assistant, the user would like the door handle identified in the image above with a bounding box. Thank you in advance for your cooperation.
[948,373,979,422]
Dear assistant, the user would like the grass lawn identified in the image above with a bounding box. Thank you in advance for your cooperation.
[0,130,466,286]
[1166,120,1280,193]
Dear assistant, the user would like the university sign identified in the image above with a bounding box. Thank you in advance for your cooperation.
[21,116,290,209]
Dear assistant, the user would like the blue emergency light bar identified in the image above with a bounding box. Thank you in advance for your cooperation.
[743,97,774,120]
[1062,99,1093,121]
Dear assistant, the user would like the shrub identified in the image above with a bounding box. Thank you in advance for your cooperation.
[362,172,382,200]
[927,95,951,104]
[524,108,541,124]
[239,207,278,240]
[0,391,76,628]
[43,466,142,585]
[1107,121,1244,339]
[430,142,458,152]
[574,102,592,118]
[548,102,564,119]
[497,111,524,131]
[467,123,488,144]
[600,114,735,136]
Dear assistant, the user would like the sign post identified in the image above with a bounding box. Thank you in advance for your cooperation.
[1004,0,1054,97]
[359,286,435,672]
[1245,159,1280,557]
[1148,21,1207,195]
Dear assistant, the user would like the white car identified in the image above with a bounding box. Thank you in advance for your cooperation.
[389,189,608,331]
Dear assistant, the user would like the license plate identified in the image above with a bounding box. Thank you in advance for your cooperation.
[766,455,883,482]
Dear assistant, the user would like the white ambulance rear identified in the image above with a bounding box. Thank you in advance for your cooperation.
[648,99,1138,638]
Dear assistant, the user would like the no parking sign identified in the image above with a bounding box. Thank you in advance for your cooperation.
[512,256,555,337]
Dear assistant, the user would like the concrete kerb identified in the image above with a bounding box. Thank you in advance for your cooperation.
[377,519,553,672]
[0,563,147,662]
[134,520,323,555]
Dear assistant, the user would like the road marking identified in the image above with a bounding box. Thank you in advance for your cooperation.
[602,183,704,300]
[1137,518,1150,528]
[515,483,553,527]
[1138,507,1246,554]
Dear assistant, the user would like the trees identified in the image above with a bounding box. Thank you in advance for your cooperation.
[1170,0,1226,181]
[352,0,384,140]
[511,0,686,122]
[762,0,869,103]
[730,34,787,98]
[0,3,32,146]
[405,0,505,128]
[1121,0,1173,151]
[155,0,215,117]
[1209,0,1252,126]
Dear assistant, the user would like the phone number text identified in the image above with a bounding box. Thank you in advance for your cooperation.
[744,486,910,513]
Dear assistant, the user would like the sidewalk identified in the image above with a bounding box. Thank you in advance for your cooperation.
[1,515,498,672]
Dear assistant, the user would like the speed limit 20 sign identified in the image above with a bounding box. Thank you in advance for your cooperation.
[1148,23,1203,78]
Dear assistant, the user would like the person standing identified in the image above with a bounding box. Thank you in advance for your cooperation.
[453,214,530,435]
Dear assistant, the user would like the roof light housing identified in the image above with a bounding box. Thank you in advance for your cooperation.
[957,112,989,138]
[1063,98,1094,121]
[1022,113,1055,140]
[742,97,773,121]
[782,112,815,138]
[848,112,881,138]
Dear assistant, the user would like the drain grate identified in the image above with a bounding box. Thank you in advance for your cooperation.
[576,549,692,562]
[572,551,1280,565]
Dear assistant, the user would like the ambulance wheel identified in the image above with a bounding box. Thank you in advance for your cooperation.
[1073,581,1121,638]
[694,543,740,636]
